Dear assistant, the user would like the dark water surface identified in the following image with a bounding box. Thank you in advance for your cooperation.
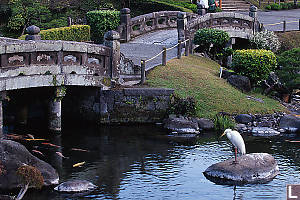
[10,124,300,200]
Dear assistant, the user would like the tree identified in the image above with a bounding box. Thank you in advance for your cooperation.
[7,0,51,35]
[15,164,44,200]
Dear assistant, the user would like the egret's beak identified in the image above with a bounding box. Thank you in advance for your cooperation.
[219,131,226,138]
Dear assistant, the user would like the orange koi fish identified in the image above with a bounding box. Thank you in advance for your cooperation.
[73,161,85,168]
[32,150,44,156]
[56,152,69,159]
[41,143,61,148]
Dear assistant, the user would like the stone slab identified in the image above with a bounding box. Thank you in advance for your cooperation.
[123,88,174,96]
[203,153,279,185]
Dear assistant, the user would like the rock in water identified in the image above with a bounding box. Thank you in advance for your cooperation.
[203,153,279,185]
[0,140,59,190]
[54,180,97,192]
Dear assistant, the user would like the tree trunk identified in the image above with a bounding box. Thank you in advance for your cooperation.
[15,183,29,200]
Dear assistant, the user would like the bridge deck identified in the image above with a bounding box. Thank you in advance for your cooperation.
[120,29,183,71]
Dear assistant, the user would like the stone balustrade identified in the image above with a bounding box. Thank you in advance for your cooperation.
[118,9,198,42]
[0,39,114,91]
[186,12,260,40]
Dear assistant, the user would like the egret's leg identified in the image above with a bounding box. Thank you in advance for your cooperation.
[234,147,237,163]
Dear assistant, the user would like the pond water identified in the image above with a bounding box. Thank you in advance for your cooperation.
[7,124,300,200]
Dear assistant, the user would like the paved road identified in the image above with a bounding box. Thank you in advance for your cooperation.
[120,29,182,71]
[239,9,300,31]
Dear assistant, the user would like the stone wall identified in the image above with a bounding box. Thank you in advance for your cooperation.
[63,87,174,124]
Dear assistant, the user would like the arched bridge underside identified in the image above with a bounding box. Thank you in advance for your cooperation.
[0,38,113,91]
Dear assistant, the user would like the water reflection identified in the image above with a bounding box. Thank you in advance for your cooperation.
[8,124,300,200]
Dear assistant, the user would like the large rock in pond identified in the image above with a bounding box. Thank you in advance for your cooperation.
[194,118,214,131]
[279,115,300,133]
[203,153,279,185]
[54,180,97,193]
[0,140,59,190]
[227,75,251,92]
[251,127,280,137]
[164,116,199,134]
[235,114,253,124]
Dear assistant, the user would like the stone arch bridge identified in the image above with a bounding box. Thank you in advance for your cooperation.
[119,7,262,69]
[0,7,261,133]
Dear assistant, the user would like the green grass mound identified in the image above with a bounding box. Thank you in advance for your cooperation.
[146,55,287,118]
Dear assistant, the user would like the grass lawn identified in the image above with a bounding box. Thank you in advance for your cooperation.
[146,55,287,118]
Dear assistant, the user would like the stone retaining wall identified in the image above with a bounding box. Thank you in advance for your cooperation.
[63,87,174,124]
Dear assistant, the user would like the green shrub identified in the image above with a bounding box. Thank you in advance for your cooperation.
[130,0,191,16]
[265,5,271,10]
[86,10,120,44]
[281,3,289,9]
[40,25,90,42]
[277,48,300,91]
[194,28,230,59]
[270,3,281,10]
[214,115,235,131]
[168,94,196,116]
[250,30,281,53]
[232,49,277,85]
[287,2,294,9]
[216,7,223,12]
[152,0,196,12]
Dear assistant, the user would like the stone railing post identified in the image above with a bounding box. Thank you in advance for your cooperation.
[104,31,121,80]
[197,3,206,16]
[25,25,41,41]
[48,87,66,133]
[0,91,7,138]
[119,8,131,42]
[249,5,258,33]
[177,12,187,42]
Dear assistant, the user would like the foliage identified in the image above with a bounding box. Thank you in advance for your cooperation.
[277,48,300,91]
[155,0,197,13]
[232,49,277,85]
[266,2,298,10]
[265,5,271,10]
[276,31,300,52]
[39,25,90,42]
[270,3,281,10]
[147,55,286,118]
[194,28,230,60]
[213,115,235,131]
[130,0,192,16]
[168,94,196,116]
[215,7,223,12]
[8,0,51,35]
[16,165,44,189]
[250,30,281,53]
[16,165,44,200]
[86,10,120,44]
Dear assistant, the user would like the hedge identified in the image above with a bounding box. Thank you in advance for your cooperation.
[19,25,90,42]
[86,10,120,44]
[130,0,191,17]
[265,2,300,10]
[232,49,277,85]
[152,0,196,13]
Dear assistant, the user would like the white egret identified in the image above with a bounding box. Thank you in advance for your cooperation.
[220,129,246,163]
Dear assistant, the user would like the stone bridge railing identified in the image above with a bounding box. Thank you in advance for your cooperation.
[185,12,261,40]
[118,6,260,43]
[118,8,198,42]
[0,31,126,92]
